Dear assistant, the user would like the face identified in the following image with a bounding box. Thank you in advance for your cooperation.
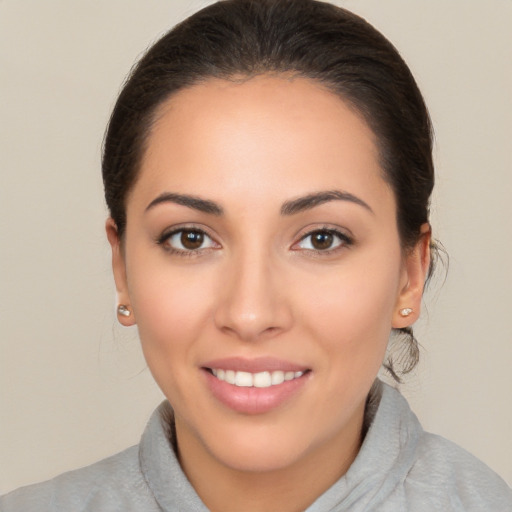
[108,76,429,477]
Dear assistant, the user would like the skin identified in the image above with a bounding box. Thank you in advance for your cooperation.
[107,75,430,512]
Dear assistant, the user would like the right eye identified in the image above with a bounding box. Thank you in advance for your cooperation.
[293,228,352,253]
[159,228,218,255]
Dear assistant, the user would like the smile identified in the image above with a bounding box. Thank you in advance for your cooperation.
[210,369,305,388]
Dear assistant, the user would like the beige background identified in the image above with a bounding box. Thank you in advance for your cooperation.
[1,0,511,494]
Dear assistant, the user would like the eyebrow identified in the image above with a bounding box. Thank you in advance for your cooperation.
[145,192,223,215]
[281,190,374,215]
[145,189,372,217]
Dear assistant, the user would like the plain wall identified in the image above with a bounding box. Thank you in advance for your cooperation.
[1,0,511,493]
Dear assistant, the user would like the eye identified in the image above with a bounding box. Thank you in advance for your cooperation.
[159,228,218,254]
[295,229,351,252]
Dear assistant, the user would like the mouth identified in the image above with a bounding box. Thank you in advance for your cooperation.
[201,358,311,414]
[207,368,307,388]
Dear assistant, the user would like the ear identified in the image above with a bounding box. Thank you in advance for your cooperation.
[392,223,431,328]
[106,218,136,326]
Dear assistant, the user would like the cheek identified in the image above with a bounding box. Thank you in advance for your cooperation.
[299,250,402,366]
[126,260,223,410]
[126,254,217,365]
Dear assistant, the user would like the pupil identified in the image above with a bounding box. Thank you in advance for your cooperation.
[181,230,203,249]
[312,232,333,250]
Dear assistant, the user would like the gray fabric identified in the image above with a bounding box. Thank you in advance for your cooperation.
[2,382,511,511]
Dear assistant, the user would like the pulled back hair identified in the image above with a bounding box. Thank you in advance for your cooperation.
[102,0,436,380]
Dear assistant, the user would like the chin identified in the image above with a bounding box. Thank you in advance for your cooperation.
[210,435,312,473]
[193,411,339,474]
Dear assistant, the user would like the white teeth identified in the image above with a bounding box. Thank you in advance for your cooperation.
[271,371,285,385]
[253,371,271,388]
[211,369,304,387]
[235,371,253,387]
[225,369,236,384]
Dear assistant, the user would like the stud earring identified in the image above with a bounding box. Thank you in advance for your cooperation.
[117,304,131,317]
[399,307,413,317]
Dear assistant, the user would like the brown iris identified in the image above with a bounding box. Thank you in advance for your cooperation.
[181,230,204,250]
[310,231,334,250]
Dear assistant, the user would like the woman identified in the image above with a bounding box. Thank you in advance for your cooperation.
[2,0,511,510]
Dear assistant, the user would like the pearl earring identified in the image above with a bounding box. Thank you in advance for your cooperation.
[117,304,131,317]
[399,307,413,317]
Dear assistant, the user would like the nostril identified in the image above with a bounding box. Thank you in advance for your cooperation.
[213,275,293,341]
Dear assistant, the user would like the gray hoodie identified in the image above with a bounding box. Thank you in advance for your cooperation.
[2,381,511,511]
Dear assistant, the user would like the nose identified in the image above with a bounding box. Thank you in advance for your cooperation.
[214,248,293,342]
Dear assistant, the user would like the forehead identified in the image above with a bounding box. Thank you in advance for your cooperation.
[133,75,393,213]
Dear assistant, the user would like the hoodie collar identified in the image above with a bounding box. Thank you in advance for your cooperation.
[139,380,422,512]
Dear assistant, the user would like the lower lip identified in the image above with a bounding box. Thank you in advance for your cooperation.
[203,369,310,415]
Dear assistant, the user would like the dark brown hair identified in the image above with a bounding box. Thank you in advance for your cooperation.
[102,0,437,379]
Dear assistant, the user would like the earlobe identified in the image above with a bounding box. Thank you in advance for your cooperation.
[106,218,136,326]
[392,223,431,329]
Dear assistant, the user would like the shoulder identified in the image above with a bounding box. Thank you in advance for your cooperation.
[0,446,158,512]
[406,431,512,510]
[373,383,512,511]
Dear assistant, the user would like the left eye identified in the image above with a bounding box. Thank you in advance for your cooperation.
[163,229,217,252]
[296,230,348,251]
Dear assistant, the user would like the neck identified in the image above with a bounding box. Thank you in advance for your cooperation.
[175,406,365,512]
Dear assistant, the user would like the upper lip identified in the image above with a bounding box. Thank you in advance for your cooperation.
[202,356,309,373]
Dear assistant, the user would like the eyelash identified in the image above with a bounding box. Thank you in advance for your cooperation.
[156,226,218,257]
[156,226,353,257]
[293,227,353,255]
